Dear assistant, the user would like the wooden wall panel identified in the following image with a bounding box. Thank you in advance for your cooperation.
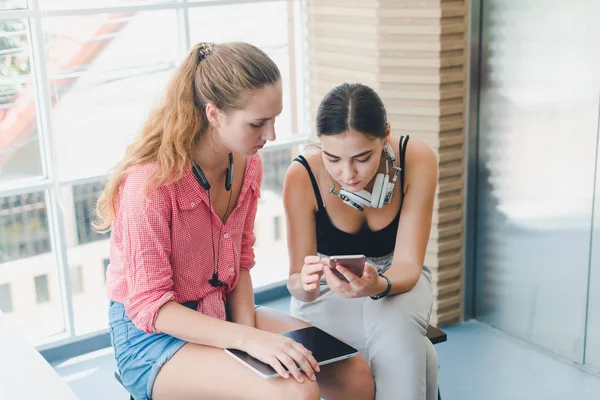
[306,0,468,326]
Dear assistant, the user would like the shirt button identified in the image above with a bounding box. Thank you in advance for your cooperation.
[125,299,130,305]
[230,268,234,272]
[190,202,195,207]
[224,233,229,238]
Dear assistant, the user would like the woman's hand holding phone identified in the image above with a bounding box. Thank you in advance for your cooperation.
[300,255,327,293]
[324,259,383,299]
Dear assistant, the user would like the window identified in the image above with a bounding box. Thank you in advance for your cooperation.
[45,11,180,183]
[0,191,65,341]
[34,274,50,304]
[251,141,302,287]
[0,17,42,184]
[261,146,295,193]
[0,0,307,346]
[0,283,13,313]
[70,265,84,295]
[73,182,109,245]
[0,193,52,263]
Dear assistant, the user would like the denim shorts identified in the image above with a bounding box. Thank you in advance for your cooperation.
[108,300,231,400]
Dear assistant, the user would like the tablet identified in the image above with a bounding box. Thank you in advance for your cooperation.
[224,326,359,379]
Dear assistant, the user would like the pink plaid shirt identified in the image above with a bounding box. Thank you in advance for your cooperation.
[106,155,261,334]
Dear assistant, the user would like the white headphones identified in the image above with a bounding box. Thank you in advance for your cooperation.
[328,143,402,212]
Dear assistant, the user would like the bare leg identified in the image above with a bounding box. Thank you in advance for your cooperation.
[152,342,320,400]
[255,307,374,400]
[152,306,373,400]
[152,308,321,400]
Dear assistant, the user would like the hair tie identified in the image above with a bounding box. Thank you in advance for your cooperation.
[198,42,216,62]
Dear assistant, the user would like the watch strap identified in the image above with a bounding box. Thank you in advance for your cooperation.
[370,273,392,300]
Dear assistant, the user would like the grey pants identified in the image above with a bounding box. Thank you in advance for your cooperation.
[290,266,438,400]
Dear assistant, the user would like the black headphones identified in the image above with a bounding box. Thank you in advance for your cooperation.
[192,152,233,191]
[191,153,234,288]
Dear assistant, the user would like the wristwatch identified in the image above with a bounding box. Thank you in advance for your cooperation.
[370,273,392,300]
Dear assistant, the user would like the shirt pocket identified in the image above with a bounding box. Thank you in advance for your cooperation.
[173,196,201,242]
[172,196,212,284]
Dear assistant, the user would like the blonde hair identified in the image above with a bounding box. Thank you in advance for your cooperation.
[93,42,280,232]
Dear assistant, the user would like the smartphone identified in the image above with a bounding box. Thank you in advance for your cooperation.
[327,254,366,281]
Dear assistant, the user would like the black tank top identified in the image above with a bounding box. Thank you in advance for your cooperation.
[293,136,409,258]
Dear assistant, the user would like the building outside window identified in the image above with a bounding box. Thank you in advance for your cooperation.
[0,283,13,313]
[0,193,51,263]
[70,265,84,295]
[34,274,50,304]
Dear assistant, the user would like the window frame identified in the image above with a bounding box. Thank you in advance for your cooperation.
[0,0,308,351]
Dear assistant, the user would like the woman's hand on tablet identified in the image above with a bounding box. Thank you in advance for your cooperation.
[324,261,383,298]
[299,255,327,293]
[242,329,320,383]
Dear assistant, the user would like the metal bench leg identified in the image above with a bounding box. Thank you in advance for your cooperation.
[438,387,441,400]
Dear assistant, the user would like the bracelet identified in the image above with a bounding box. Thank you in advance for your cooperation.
[370,273,392,300]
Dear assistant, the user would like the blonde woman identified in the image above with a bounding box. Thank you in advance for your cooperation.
[96,43,373,400]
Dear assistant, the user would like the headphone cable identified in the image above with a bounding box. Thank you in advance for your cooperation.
[207,185,234,283]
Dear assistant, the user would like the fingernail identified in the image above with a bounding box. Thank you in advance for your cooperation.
[299,378,304,383]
